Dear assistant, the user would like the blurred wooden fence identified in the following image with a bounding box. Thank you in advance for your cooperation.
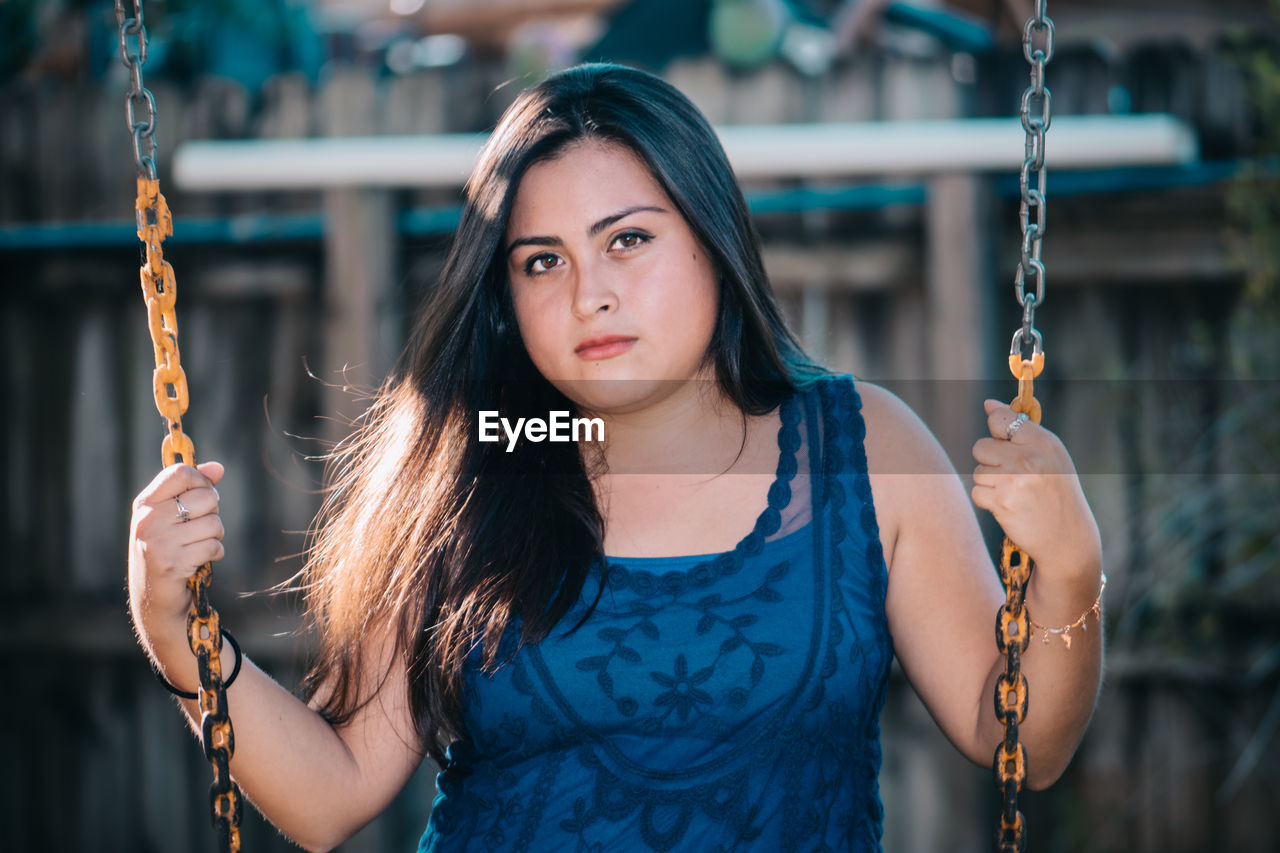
[2,45,1277,852]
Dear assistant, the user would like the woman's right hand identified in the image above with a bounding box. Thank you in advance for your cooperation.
[128,461,226,653]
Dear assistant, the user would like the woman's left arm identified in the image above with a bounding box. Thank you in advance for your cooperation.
[862,384,1103,790]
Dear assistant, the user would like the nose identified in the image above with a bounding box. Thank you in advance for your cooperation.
[570,260,619,319]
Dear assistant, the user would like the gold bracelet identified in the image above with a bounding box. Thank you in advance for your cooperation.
[1028,573,1106,649]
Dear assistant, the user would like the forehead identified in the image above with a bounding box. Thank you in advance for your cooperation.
[506,139,669,232]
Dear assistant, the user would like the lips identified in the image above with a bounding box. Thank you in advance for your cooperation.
[574,334,637,361]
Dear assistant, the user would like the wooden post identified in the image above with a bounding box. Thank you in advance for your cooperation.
[321,187,397,420]
[925,172,992,469]
[320,71,398,439]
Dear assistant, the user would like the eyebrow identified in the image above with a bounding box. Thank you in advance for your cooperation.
[505,205,669,258]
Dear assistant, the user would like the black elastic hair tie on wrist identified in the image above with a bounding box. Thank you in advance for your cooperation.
[152,629,242,700]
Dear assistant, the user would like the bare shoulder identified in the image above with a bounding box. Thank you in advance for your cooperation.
[853,381,955,477]
[852,380,962,574]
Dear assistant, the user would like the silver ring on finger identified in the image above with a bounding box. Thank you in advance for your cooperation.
[175,497,192,521]
[1005,412,1029,440]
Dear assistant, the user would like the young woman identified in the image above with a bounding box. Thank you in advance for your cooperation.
[128,63,1103,852]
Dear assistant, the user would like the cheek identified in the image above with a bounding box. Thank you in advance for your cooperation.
[511,290,560,369]
[683,258,720,342]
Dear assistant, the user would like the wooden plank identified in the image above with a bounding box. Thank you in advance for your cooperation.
[827,293,865,377]
[872,56,958,399]
[1040,222,1234,285]
[727,63,808,125]
[1167,688,1214,850]
[184,261,323,567]
[150,80,185,193]
[320,70,399,438]
[925,173,993,467]
[817,56,878,123]
[806,62,886,406]
[69,305,125,593]
[384,70,449,135]
[887,280,929,381]
[665,58,732,125]
[1052,45,1117,116]
[847,292,895,379]
[257,72,314,139]
[34,84,85,221]
[882,57,958,122]
[1042,2,1279,50]
[0,85,36,221]
[800,286,832,365]
[257,72,318,213]
[138,674,193,850]
[320,187,397,432]
[179,78,251,217]
[926,174,991,380]
[385,70,454,209]
[762,240,916,292]
[1,296,35,591]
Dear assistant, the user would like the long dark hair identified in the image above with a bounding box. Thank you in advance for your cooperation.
[298,63,822,762]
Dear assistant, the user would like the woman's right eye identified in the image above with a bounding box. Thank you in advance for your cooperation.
[523,253,561,275]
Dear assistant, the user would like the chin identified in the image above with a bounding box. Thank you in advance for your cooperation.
[550,376,693,415]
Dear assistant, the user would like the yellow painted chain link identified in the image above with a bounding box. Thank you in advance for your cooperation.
[993,354,1044,853]
[136,176,243,853]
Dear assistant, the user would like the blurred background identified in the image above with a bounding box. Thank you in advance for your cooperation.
[2,0,1278,851]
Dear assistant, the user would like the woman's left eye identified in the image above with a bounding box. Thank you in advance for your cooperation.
[611,231,651,250]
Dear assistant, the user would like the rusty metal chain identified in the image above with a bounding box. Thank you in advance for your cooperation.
[116,2,242,851]
[994,3,1053,852]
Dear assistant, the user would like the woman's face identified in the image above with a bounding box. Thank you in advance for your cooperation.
[504,139,720,414]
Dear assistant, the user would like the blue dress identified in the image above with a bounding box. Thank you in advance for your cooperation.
[420,375,894,852]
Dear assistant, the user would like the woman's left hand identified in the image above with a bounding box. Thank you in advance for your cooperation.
[971,399,1101,577]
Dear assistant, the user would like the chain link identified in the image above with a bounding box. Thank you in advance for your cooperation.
[114,0,158,180]
[1013,0,1053,362]
[116,3,242,851]
[996,3,1053,851]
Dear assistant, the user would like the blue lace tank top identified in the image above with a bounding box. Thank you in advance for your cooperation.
[419,375,894,852]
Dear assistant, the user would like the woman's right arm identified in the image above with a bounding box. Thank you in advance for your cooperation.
[129,462,425,853]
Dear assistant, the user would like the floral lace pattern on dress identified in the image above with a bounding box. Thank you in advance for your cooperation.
[421,376,893,853]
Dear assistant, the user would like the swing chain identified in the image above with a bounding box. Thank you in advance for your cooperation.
[996,3,1053,852]
[1014,0,1053,361]
[114,0,158,180]
[116,3,242,851]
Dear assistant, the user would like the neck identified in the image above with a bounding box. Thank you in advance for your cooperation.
[585,380,747,477]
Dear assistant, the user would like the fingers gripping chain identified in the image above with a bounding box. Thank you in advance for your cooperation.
[118,2,241,850]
